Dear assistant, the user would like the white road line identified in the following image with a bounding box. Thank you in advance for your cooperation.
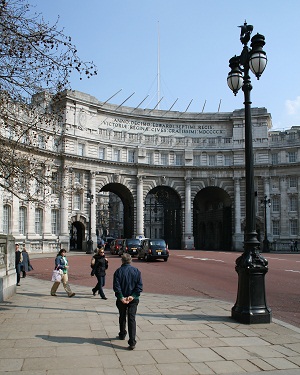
[285,269,300,273]
[180,255,224,263]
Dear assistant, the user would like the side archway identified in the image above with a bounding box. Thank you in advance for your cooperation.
[193,187,232,250]
[144,186,182,249]
[100,183,134,239]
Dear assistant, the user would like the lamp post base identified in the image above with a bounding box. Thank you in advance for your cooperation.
[231,252,272,324]
[86,239,94,254]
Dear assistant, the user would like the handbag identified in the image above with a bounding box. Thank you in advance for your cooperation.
[91,257,95,269]
[51,269,62,282]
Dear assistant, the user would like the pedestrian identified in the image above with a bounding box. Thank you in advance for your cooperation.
[15,243,22,286]
[21,247,33,278]
[294,240,298,252]
[50,249,75,297]
[113,253,143,350]
[91,247,108,299]
[290,240,294,252]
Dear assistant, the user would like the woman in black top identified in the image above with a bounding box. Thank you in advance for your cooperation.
[91,247,108,299]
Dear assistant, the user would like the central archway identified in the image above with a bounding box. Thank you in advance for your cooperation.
[145,186,182,249]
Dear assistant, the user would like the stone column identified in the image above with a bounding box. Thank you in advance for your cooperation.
[233,177,243,251]
[183,177,194,249]
[279,177,288,237]
[263,177,272,242]
[136,175,144,239]
[59,167,70,250]
[90,172,96,244]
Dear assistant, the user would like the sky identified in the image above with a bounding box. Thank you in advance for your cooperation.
[26,0,300,131]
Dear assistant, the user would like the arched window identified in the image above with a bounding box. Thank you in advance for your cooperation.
[3,204,11,234]
[19,206,27,235]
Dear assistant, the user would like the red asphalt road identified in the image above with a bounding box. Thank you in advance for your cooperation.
[28,250,300,328]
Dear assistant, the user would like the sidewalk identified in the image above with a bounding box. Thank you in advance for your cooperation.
[1,276,300,374]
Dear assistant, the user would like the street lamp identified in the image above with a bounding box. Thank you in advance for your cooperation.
[261,196,271,253]
[227,21,271,324]
[86,189,94,254]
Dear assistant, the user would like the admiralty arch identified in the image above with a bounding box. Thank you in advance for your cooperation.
[1,90,300,253]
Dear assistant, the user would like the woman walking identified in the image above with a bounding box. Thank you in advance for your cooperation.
[91,247,108,299]
[51,249,75,297]
[21,247,32,278]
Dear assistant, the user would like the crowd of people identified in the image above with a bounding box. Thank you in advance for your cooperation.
[15,243,143,350]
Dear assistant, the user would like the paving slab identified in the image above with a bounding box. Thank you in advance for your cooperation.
[1,274,300,374]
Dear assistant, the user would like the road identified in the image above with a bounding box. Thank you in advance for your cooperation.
[28,250,300,328]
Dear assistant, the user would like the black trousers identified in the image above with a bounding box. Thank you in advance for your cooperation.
[116,299,139,346]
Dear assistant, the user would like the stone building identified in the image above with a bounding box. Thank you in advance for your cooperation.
[0,90,299,253]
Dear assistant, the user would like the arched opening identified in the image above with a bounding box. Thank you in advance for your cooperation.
[193,187,232,250]
[70,221,85,251]
[100,183,134,239]
[144,186,182,249]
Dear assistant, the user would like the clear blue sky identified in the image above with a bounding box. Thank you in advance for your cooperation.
[27,0,300,131]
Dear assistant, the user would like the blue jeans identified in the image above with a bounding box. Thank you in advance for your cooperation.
[93,275,106,298]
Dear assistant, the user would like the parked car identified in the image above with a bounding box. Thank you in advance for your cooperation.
[103,236,115,251]
[137,238,169,261]
[110,239,123,255]
[121,238,142,257]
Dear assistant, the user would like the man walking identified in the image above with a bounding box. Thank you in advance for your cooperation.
[113,254,143,350]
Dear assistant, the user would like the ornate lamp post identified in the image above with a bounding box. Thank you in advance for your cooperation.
[227,22,271,323]
[261,196,271,253]
[86,190,94,254]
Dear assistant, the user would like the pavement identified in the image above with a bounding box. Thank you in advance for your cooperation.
[1,256,300,374]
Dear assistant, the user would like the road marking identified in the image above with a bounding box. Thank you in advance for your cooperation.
[285,269,300,273]
[181,255,224,263]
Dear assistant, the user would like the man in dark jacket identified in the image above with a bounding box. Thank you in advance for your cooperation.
[113,253,143,350]
[15,243,22,286]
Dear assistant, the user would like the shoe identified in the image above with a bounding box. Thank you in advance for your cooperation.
[119,335,126,340]
[51,293,57,296]
[92,289,96,296]
[69,293,75,298]
[16,283,20,286]
[128,345,135,350]
[101,297,107,300]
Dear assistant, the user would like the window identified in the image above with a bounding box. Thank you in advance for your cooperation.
[175,154,183,166]
[224,155,232,166]
[146,152,152,164]
[113,149,120,162]
[272,220,280,236]
[51,209,59,235]
[53,138,60,152]
[288,151,296,163]
[271,153,279,165]
[73,194,81,210]
[3,204,11,234]
[35,208,43,235]
[272,197,280,212]
[289,177,297,188]
[99,147,105,160]
[19,207,27,235]
[289,196,298,212]
[128,150,135,163]
[209,155,216,166]
[51,172,59,194]
[38,135,46,149]
[194,155,201,166]
[161,154,168,165]
[74,172,82,184]
[78,143,85,156]
[290,219,298,236]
